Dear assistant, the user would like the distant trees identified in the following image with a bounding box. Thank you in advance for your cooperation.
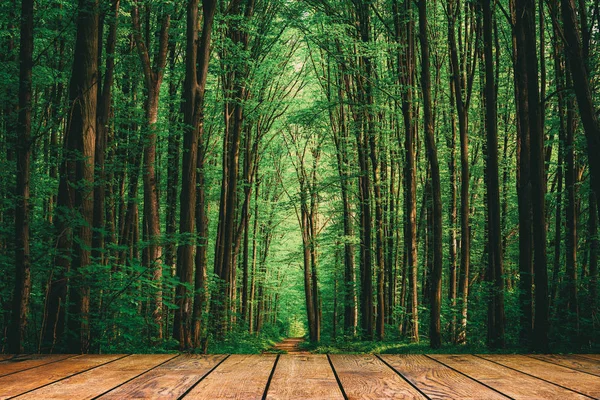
[0,0,599,353]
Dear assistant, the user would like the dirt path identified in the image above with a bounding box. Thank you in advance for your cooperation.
[269,337,310,354]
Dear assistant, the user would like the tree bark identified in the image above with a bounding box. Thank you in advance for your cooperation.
[9,0,34,354]
[63,0,99,353]
[482,0,505,349]
[418,0,443,349]
[174,0,217,349]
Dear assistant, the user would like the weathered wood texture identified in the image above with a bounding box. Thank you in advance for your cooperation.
[266,355,343,399]
[0,354,598,399]
[430,354,590,400]
[99,355,226,399]
[329,354,426,399]
[14,354,175,399]
[477,354,600,398]
[0,354,123,399]
[0,354,73,377]
[380,354,507,399]
[529,354,600,377]
[183,354,276,400]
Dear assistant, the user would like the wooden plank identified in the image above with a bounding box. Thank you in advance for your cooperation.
[479,354,600,398]
[431,354,588,400]
[98,355,226,399]
[0,354,124,399]
[0,355,13,362]
[329,354,426,399]
[17,354,175,399]
[0,354,73,377]
[266,355,343,399]
[183,354,276,400]
[529,355,600,377]
[577,354,600,362]
[380,354,507,400]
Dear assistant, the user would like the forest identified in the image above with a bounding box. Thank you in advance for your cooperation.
[0,0,599,355]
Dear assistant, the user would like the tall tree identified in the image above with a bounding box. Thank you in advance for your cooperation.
[394,0,419,343]
[9,0,34,354]
[417,0,443,349]
[173,0,217,349]
[131,0,171,340]
[62,0,99,353]
[561,0,600,216]
[482,0,505,348]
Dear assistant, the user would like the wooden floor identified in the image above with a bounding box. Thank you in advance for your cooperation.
[0,354,599,399]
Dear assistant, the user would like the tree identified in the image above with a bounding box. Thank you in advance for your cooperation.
[62,0,99,353]
[173,0,217,349]
[482,0,505,348]
[417,0,443,349]
[9,0,34,354]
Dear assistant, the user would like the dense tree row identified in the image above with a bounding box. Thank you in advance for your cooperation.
[0,0,599,354]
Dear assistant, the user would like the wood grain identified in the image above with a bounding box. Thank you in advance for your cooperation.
[0,354,73,377]
[265,355,343,399]
[478,354,600,398]
[577,354,600,362]
[16,354,175,399]
[529,355,600,377]
[431,354,588,400]
[329,354,426,399]
[182,354,276,400]
[380,354,507,400]
[98,355,226,399]
[0,354,123,399]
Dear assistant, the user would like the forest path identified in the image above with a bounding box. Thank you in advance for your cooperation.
[268,337,309,354]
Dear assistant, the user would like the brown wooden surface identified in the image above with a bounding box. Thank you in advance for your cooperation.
[529,354,600,377]
[0,355,13,362]
[431,354,589,400]
[577,354,600,361]
[1,353,599,399]
[266,355,343,400]
[0,354,73,377]
[380,354,507,400]
[99,355,226,400]
[478,354,600,398]
[14,354,175,399]
[0,354,124,400]
[183,354,276,400]
[330,354,426,399]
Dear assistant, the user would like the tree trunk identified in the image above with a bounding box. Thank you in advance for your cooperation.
[482,0,505,348]
[511,0,534,347]
[63,0,99,353]
[561,0,600,217]
[9,0,34,354]
[418,0,443,349]
[394,0,419,343]
[174,0,216,349]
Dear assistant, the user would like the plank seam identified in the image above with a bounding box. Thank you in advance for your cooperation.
[524,354,600,378]
[0,354,78,379]
[575,354,600,363]
[326,354,348,400]
[176,354,230,400]
[261,353,280,400]
[8,354,131,399]
[91,354,180,399]
[424,355,514,400]
[473,354,596,399]
[374,355,431,400]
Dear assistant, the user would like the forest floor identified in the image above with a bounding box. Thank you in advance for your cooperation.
[266,337,309,354]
